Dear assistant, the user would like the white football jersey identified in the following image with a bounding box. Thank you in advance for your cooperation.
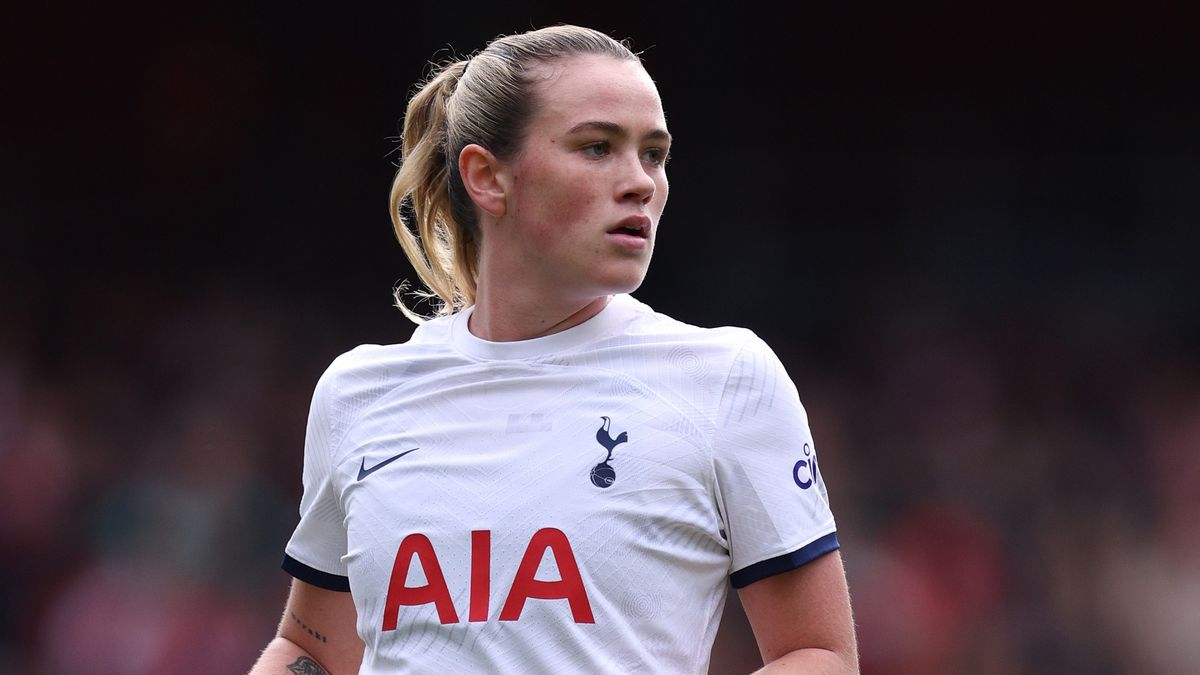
[284,294,838,674]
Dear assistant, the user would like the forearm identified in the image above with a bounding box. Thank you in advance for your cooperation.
[248,636,334,675]
[752,647,858,674]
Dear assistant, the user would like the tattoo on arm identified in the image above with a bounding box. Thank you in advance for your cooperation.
[290,611,329,643]
[286,656,329,675]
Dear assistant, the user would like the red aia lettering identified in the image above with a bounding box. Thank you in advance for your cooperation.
[382,533,458,628]
[500,527,594,623]
[382,528,594,629]
[469,530,490,622]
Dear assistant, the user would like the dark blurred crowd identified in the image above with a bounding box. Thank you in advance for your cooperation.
[1,275,1196,673]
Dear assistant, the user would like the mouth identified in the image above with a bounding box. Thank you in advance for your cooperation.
[608,215,651,239]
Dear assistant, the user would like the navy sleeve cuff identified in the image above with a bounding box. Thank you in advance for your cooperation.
[729,532,840,589]
[282,554,352,592]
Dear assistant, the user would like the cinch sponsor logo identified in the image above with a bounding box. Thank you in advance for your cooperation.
[382,528,594,628]
[793,442,819,489]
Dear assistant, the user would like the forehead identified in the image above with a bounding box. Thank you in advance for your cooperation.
[527,55,665,130]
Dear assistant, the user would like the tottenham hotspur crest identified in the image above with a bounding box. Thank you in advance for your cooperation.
[590,416,628,488]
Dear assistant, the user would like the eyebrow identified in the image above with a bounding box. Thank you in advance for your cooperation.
[566,120,672,143]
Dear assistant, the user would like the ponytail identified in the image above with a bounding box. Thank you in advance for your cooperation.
[389,60,477,322]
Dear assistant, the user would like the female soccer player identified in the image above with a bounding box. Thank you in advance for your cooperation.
[250,24,857,674]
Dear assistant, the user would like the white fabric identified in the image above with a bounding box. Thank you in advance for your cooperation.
[285,294,837,674]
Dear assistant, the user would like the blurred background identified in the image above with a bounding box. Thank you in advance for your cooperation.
[2,3,1198,673]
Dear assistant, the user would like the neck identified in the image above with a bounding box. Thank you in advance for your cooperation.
[469,287,611,342]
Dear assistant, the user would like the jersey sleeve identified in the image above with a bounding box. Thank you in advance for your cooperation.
[711,335,839,588]
[282,361,352,591]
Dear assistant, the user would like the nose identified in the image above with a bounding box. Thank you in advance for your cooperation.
[617,154,656,205]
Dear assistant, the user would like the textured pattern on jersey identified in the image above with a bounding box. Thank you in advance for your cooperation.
[284,294,838,673]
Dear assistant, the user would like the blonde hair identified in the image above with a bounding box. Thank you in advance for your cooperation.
[389,25,641,322]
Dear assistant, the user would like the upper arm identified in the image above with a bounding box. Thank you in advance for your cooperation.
[277,578,364,674]
[712,336,838,582]
[737,550,858,672]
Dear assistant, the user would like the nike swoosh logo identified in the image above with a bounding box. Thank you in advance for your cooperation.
[357,448,420,481]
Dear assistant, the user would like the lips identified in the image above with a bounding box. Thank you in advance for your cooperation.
[608,215,651,238]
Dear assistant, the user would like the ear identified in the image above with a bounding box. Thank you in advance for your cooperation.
[459,143,507,218]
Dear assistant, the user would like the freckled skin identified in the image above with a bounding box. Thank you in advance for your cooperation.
[485,55,670,305]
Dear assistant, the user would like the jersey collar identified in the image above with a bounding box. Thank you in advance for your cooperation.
[450,294,638,360]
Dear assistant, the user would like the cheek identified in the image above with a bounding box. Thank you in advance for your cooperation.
[521,170,602,243]
[650,176,669,219]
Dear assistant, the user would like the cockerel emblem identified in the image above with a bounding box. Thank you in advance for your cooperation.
[590,416,629,488]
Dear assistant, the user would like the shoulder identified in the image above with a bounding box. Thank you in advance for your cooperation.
[612,297,795,415]
[313,314,460,400]
[627,298,804,413]
[304,315,464,453]
[621,295,773,371]
[621,295,756,348]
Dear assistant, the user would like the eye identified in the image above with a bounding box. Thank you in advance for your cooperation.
[642,147,670,167]
[582,141,610,158]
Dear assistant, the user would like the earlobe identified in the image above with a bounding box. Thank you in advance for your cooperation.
[459,144,507,218]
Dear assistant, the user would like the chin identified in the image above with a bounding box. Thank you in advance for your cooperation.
[597,269,649,296]
[568,259,652,299]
